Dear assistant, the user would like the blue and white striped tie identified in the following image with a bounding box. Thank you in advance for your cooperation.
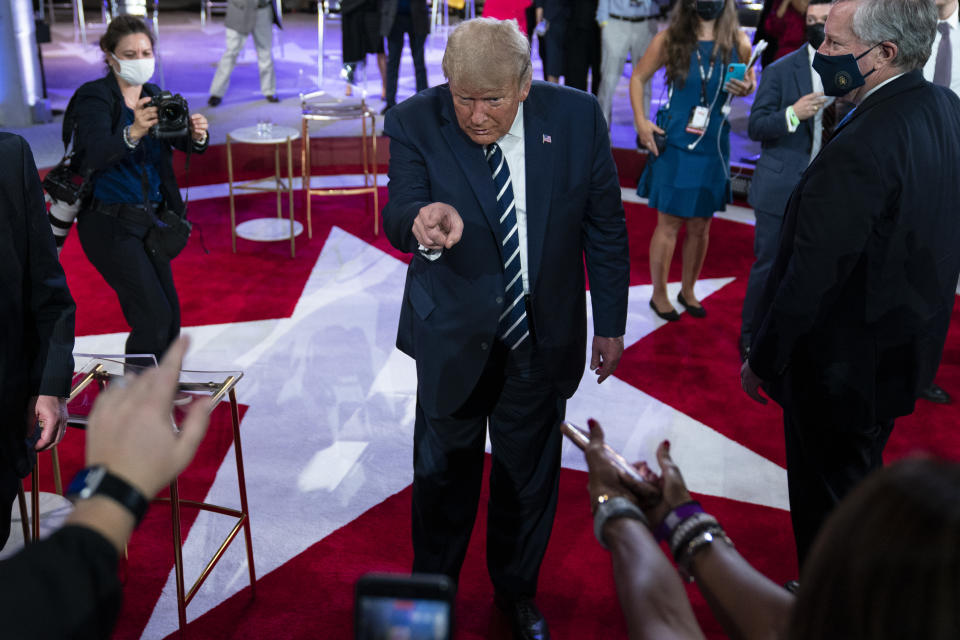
[486,143,529,350]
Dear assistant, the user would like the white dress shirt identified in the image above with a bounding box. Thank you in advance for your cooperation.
[784,45,829,163]
[808,43,827,162]
[922,5,960,97]
[494,102,530,295]
[420,103,531,295]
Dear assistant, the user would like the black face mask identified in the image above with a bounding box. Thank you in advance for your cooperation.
[696,0,724,21]
[812,43,880,97]
[806,22,826,49]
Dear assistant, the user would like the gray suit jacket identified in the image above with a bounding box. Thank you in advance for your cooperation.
[225,0,281,34]
[747,46,814,216]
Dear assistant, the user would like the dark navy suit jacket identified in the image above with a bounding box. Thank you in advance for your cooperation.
[750,70,960,423]
[383,81,630,417]
[0,133,75,478]
[748,45,816,216]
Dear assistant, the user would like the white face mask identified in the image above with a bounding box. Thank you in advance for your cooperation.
[111,53,155,86]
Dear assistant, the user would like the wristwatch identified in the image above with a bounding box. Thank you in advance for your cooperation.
[593,494,649,549]
[67,465,149,526]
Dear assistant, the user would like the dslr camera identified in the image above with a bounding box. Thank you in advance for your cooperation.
[148,91,190,139]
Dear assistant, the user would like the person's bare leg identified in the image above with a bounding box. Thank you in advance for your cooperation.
[377,52,387,99]
[649,211,685,312]
[679,216,712,307]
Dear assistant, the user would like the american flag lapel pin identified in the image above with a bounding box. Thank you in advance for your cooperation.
[542,134,551,144]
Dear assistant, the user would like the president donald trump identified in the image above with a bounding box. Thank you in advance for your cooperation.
[382,18,630,639]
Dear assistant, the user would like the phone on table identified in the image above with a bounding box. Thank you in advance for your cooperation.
[354,572,455,640]
[560,421,645,484]
[723,63,746,85]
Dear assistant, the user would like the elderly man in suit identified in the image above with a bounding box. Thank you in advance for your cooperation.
[207,0,282,105]
[915,0,960,404]
[0,133,76,550]
[382,18,629,639]
[740,0,837,361]
[380,0,429,113]
[742,0,960,569]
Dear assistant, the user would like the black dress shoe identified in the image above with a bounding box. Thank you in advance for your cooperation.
[677,291,706,318]
[265,94,280,103]
[783,580,800,594]
[207,95,222,107]
[649,299,680,322]
[495,594,550,640]
[920,382,952,404]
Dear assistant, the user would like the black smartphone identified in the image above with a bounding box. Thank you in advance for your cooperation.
[354,572,455,640]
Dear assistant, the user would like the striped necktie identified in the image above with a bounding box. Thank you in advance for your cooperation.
[486,143,529,350]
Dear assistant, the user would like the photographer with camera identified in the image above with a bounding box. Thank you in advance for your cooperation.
[69,16,208,367]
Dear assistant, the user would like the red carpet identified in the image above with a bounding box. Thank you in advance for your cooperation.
[41,157,960,638]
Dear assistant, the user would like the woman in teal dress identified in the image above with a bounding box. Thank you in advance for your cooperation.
[631,0,754,321]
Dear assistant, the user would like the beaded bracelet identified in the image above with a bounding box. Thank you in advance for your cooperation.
[122,125,139,150]
[593,495,650,550]
[669,512,719,558]
[676,525,734,582]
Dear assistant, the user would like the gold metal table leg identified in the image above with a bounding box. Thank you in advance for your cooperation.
[230,387,257,593]
[287,135,295,258]
[170,478,188,637]
[274,143,282,219]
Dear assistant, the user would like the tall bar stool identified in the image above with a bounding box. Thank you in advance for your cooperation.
[301,98,380,237]
[18,354,256,639]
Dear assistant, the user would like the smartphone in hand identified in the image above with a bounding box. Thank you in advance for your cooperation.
[723,63,746,85]
[560,421,646,484]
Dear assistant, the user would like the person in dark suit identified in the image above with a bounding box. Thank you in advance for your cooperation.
[561,0,601,94]
[915,0,960,404]
[0,133,76,550]
[382,18,629,639]
[741,0,960,569]
[740,0,838,360]
[380,0,429,112]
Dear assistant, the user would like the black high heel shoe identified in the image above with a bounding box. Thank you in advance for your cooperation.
[677,292,706,318]
[649,299,680,322]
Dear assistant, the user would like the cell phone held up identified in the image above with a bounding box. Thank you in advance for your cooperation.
[560,421,645,484]
[723,63,746,86]
[355,573,455,640]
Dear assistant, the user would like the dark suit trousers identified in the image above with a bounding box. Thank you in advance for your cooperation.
[0,462,18,549]
[784,408,894,569]
[411,340,565,598]
[384,13,427,108]
[562,22,601,94]
[741,207,783,341]
[77,210,180,365]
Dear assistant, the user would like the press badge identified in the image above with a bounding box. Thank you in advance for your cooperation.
[686,106,709,135]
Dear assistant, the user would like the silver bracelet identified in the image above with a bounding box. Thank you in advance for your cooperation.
[122,125,139,149]
[676,526,733,582]
[593,495,649,550]
[669,512,718,557]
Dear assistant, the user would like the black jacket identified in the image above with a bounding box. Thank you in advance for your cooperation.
[0,133,76,478]
[750,70,960,423]
[69,73,208,216]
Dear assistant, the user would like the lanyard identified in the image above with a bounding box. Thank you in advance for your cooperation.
[694,48,716,106]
